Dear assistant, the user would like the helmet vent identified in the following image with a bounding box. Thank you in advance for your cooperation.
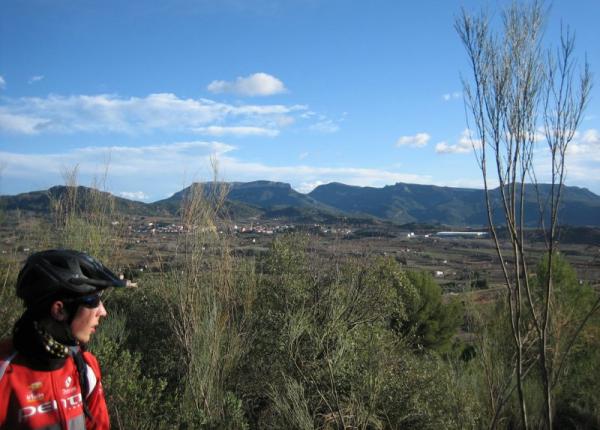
[80,265,94,279]
[47,257,70,270]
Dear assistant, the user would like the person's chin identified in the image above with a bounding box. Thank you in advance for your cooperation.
[76,333,92,344]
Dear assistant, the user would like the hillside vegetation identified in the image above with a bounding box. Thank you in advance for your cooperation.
[1,183,599,429]
[3,180,600,227]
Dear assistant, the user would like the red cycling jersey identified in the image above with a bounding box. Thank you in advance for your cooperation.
[0,338,110,430]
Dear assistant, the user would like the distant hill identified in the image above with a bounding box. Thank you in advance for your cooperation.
[153,181,332,209]
[228,181,332,210]
[149,183,262,219]
[308,182,485,225]
[2,181,600,227]
[308,182,600,227]
[0,186,152,216]
[150,181,344,221]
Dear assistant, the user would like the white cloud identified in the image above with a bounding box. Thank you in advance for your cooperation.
[441,178,488,189]
[28,75,44,84]
[1,141,435,200]
[193,125,279,137]
[438,128,547,156]
[436,129,479,154]
[435,141,453,154]
[0,140,234,177]
[275,115,295,127]
[309,119,339,133]
[582,129,599,145]
[534,129,600,192]
[0,93,308,135]
[565,128,600,159]
[207,72,286,97]
[119,191,149,201]
[296,180,325,193]
[442,91,462,102]
[396,132,430,148]
[0,75,5,89]
[456,127,600,192]
[300,111,316,119]
[534,129,547,143]
[229,103,305,116]
[435,140,472,154]
[299,152,309,160]
[0,111,50,134]
[217,158,433,190]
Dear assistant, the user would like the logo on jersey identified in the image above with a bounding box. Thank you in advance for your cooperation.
[30,382,43,391]
[62,375,77,395]
[19,393,83,422]
[26,381,45,403]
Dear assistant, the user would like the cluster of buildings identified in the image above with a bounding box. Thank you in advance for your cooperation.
[127,219,488,242]
[233,223,353,236]
[130,222,186,235]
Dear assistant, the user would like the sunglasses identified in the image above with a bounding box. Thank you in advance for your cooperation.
[65,292,103,309]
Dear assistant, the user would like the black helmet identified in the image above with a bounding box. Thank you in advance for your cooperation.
[16,249,126,307]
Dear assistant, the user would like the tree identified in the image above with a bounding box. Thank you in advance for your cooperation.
[456,1,596,428]
[400,271,463,354]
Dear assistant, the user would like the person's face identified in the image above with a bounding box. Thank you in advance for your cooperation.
[69,300,108,344]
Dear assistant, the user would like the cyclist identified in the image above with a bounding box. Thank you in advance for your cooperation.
[0,249,132,429]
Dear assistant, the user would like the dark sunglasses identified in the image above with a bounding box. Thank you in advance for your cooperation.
[65,292,103,309]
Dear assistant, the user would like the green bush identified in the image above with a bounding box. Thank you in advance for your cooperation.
[0,254,22,339]
[237,235,477,429]
[90,308,171,429]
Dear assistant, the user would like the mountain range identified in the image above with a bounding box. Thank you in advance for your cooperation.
[2,181,600,227]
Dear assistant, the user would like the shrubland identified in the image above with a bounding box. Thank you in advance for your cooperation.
[1,177,599,429]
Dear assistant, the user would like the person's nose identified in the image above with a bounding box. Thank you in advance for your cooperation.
[97,301,108,318]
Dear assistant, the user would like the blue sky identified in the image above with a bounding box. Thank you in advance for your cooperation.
[1,0,599,202]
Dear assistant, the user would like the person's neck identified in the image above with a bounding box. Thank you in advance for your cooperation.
[13,312,76,370]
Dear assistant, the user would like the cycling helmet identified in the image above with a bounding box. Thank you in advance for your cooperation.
[16,249,126,307]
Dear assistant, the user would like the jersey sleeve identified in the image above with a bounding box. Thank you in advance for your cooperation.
[0,371,9,429]
[0,339,15,429]
[83,351,111,430]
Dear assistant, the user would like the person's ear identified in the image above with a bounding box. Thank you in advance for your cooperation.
[50,301,68,322]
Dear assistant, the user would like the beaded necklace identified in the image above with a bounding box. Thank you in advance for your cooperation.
[33,321,70,358]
